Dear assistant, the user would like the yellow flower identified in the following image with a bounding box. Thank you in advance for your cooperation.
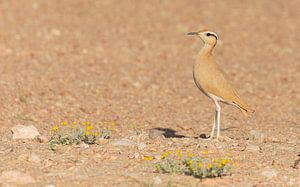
[144,156,154,161]
[189,160,194,166]
[62,121,68,126]
[213,158,220,163]
[207,164,213,169]
[85,131,91,136]
[221,159,227,165]
[176,149,183,157]
[161,150,172,159]
[52,125,59,132]
[202,150,209,155]
[217,163,223,168]
[83,121,90,126]
[187,152,195,158]
[111,121,116,130]
[198,162,203,168]
[93,132,100,137]
[72,121,78,125]
[86,125,94,131]
[234,162,238,167]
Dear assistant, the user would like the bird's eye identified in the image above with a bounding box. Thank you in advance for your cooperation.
[206,33,211,36]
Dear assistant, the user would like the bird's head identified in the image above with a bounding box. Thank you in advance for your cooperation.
[187,30,218,46]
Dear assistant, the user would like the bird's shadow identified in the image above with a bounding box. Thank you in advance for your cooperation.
[152,126,236,139]
[152,127,211,139]
[153,127,186,138]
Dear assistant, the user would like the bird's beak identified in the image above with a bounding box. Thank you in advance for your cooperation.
[187,32,198,36]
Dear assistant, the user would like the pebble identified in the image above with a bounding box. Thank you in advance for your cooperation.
[249,130,265,143]
[44,184,56,187]
[51,28,61,36]
[153,176,162,185]
[28,152,41,163]
[245,144,261,152]
[11,125,40,139]
[0,170,36,185]
[110,139,136,147]
[148,129,165,139]
[261,168,278,179]
[35,135,49,143]
[138,142,146,150]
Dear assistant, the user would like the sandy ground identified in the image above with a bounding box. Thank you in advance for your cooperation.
[0,0,299,186]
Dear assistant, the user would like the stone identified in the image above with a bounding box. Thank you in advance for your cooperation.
[249,130,265,143]
[28,152,41,163]
[138,142,146,150]
[35,135,49,143]
[245,144,261,152]
[0,170,36,185]
[44,184,56,187]
[153,176,162,185]
[261,168,278,178]
[51,28,61,36]
[11,125,40,139]
[110,139,136,147]
[148,129,164,139]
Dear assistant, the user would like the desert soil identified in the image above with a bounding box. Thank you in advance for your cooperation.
[0,0,299,186]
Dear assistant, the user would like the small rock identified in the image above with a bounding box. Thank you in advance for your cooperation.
[245,144,261,152]
[51,28,61,36]
[11,125,40,139]
[153,176,162,185]
[44,184,56,187]
[0,170,36,185]
[35,135,49,143]
[269,137,281,143]
[128,152,140,159]
[148,129,165,139]
[261,168,278,178]
[249,130,265,143]
[80,143,90,149]
[28,152,41,163]
[138,142,146,150]
[132,82,142,88]
[110,139,136,147]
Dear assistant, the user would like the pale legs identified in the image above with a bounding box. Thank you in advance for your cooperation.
[209,98,221,139]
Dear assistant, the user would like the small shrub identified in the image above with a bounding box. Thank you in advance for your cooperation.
[155,150,233,179]
[49,120,113,151]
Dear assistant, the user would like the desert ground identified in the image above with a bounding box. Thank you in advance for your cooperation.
[0,0,299,186]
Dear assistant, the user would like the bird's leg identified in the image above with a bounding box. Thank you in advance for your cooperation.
[215,101,221,139]
[209,113,216,139]
[211,99,221,139]
[209,100,220,140]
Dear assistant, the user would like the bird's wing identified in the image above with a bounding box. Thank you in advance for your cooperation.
[201,62,254,113]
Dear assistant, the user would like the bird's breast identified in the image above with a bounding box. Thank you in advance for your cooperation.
[193,61,210,95]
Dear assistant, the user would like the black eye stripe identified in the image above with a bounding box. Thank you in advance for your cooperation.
[206,33,217,39]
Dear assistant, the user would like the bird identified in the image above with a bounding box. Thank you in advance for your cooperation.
[188,30,254,140]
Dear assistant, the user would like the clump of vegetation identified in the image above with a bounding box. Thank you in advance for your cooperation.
[154,150,233,179]
[49,120,113,151]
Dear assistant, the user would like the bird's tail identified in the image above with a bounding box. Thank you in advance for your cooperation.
[233,99,255,117]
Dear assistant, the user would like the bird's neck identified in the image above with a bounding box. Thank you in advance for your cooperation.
[198,44,215,58]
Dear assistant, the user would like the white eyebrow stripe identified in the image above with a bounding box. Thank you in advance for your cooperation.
[208,32,219,39]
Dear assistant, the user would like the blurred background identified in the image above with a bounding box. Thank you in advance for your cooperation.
[0,1,299,186]
[0,0,299,138]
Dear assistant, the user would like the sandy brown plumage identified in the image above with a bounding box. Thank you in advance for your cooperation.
[188,30,254,139]
[193,55,254,115]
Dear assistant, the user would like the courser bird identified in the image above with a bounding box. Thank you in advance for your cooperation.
[188,30,254,140]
